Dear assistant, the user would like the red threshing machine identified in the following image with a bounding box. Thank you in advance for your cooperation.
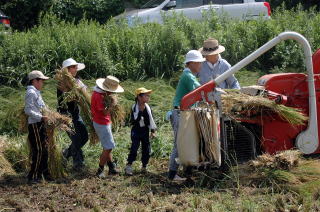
[180,32,320,164]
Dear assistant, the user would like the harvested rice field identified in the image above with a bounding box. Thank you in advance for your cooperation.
[1,78,320,211]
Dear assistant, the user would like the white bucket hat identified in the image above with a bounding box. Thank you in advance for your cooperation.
[96,76,124,93]
[28,70,49,81]
[62,58,85,71]
[184,50,206,64]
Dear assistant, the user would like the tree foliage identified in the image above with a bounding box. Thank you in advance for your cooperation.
[0,0,124,31]
[267,0,320,11]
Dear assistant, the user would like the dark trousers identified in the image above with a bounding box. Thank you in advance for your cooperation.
[28,121,49,180]
[127,127,150,167]
[64,116,88,168]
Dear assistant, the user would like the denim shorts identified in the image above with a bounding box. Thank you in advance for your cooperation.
[93,121,115,150]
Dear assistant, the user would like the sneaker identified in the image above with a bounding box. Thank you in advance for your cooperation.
[98,171,106,179]
[172,175,186,182]
[125,165,133,176]
[96,168,106,179]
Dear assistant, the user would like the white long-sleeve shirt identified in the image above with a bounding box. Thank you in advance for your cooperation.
[24,85,46,124]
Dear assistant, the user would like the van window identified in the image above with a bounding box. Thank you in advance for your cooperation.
[204,0,244,4]
[141,0,166,9]
[176,0,203,9]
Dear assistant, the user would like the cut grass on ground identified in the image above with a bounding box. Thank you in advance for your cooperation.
[2,74,320,211]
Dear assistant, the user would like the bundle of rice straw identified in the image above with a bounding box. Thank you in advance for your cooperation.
[274,150,301,170]
[249,150,301,171]
[43,108,73,178]
[18,108,28,133]
[0,137,16,177]
[194,104,220,166]
[104,94,125,131]
[55,68,99,145]
[221,90,308,125]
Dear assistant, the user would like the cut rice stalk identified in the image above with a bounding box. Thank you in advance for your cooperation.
[104,94,126,131]
[43,108,73,178]
[221,90,308,125]
[55,68,99,145]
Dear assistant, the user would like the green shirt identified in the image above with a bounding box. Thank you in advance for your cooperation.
[173,68,200,107]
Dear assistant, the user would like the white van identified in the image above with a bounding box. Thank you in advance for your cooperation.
[117,0,271,25]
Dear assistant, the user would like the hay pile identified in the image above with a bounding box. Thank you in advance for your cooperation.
[221,90,308,125]
[0,137,16,177]
[55,68,99,145]
[249,150,301,171]
[236,150,303,187]
[104,94,125,130]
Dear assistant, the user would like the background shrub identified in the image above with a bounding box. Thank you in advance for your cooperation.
[0,7,320,86]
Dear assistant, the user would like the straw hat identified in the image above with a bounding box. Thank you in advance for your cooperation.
[199,38,225,56]
[135,87,152,96]
[184,50,206,64]
[28,70,49,81]
[62,58,85,71]
[96,76,124,93]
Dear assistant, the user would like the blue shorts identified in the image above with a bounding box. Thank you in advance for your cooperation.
[93,121,115,150]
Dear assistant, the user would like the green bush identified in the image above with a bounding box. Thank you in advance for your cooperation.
[0,7,320,86]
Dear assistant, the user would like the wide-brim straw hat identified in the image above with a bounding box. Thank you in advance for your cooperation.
[96,76,124,93]
[135,87,152,96]
[199,38,225,56]
[62,58,85,71]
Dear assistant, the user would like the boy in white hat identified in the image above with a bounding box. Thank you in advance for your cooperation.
[168,50,205,181]
[124,87,157,176]
[198,38,240,89]
[58,58,89,171]
[92,76,124,178]
[24,70,51,183]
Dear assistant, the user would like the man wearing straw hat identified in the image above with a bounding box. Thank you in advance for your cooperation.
[58,58,89,171]
[199,38,240,89]
[168,50,206,181]
[92,75,124,178]
[24,70,51,184]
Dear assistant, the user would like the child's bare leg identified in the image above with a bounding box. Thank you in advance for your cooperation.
[99,149,112,166]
